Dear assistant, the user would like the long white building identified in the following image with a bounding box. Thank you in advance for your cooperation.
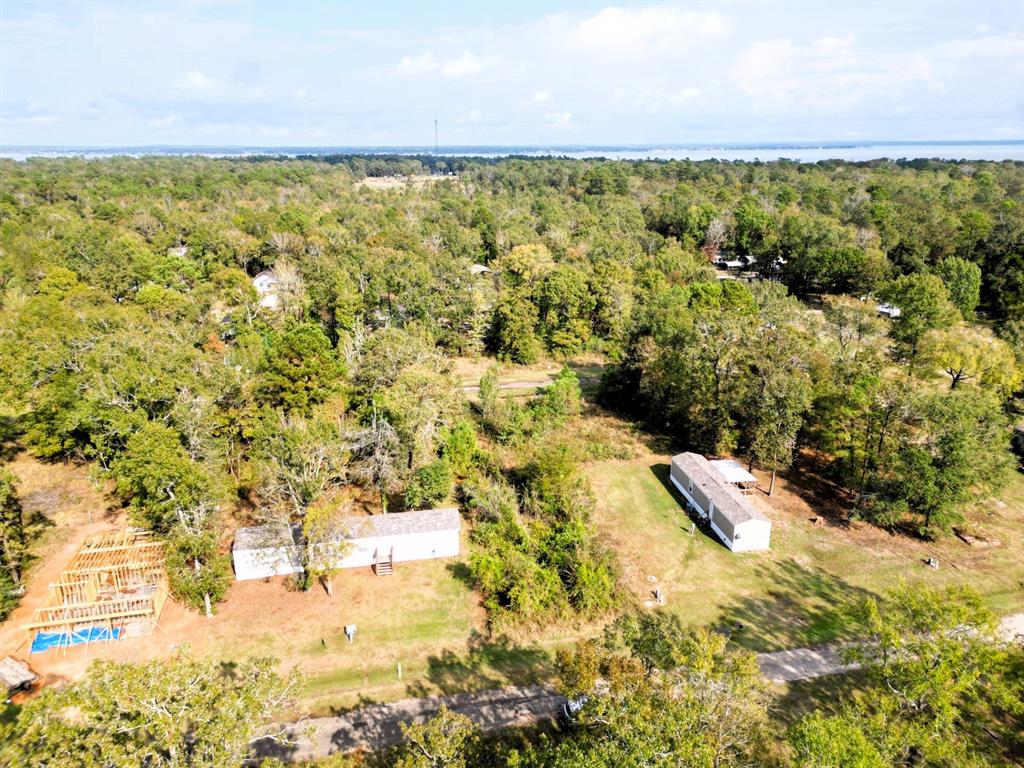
[669,453,772,552]
[232,507,461,580]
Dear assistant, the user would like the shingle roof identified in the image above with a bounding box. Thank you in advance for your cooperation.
[672,453,768,526]
[0,657,36,691]
[234,508,461,551]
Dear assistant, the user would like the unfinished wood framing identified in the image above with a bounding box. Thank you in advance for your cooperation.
[23,529,169,647]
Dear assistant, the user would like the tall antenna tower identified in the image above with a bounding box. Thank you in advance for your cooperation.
[434,116,439,156]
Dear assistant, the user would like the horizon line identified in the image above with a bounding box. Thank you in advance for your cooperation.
[2,139,1023,151]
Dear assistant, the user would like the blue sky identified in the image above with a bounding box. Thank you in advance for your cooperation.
[1,1,1022,146]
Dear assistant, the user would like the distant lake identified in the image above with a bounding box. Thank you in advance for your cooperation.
[2,141,1022,163]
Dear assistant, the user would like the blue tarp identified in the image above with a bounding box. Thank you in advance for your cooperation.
[31,626,122,653]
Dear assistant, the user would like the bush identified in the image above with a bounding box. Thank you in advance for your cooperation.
[442,420,479,476]
[404,459,453,508]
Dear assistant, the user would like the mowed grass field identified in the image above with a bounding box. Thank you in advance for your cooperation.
[586,458,1024,653]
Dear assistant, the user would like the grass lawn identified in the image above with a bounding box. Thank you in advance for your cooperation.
[587,458,1024,653]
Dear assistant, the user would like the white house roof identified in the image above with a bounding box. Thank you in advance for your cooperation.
[877,302,902,318]
[233,508,461,551]
[252,270,280,294]
[671,453,768,526]
[709,459,757,485]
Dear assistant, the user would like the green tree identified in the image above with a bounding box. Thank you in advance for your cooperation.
[404,459,453,508]
[839,584,1013,766]
[164,509,232,617]
[787,712,890,768]
[256,323,343,413]
[0,470,27,585]
[394,706,480,768]
[916,325,1021,395]
[440,420,478,477]
[871,388,1013,537]
[490,290,541,364]
[302,500,354,597]
[1,652,298,768]
[110,421,214,533]
[880,273,960,355]
[935,257,982,317]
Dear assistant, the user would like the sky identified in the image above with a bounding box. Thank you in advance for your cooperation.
[1,0,1023,147]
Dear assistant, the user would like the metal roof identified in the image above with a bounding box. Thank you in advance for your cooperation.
[708,459,757,485]
[671,453,768,526]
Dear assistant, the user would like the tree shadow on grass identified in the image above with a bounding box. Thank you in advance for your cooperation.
[769,668,871,730]
[649,462,731,550]
[713,559,876,653]
[406,630,554,698]
[783,451,857,529]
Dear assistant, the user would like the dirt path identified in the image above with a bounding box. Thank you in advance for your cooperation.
[758,612,1024,683]
[459,379,555,393]
[251,684,564,762]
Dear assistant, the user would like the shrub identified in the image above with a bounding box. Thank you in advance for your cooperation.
[404,459,453,509]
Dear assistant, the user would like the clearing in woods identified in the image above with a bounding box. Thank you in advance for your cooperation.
[586,454,1024,653]
[4,427,1023,712]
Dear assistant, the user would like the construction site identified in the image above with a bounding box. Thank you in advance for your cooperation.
[21,529,168,655]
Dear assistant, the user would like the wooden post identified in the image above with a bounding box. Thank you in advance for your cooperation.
[768,470,776,496]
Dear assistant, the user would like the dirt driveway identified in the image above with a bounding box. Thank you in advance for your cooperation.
[252,684,564,761]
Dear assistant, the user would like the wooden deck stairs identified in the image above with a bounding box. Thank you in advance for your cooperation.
[372,548,394,576]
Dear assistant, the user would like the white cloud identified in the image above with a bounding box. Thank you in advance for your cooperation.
[931,33,1024,61]
[810,35,854,58]
[398,51,484,78]
[567,6,731,54]
[396,52,438,76]
[732,40,799,98]
[441,52,483,77]
[676,87,702,102]
[456,108,482,124]
[149,114,182,128]
[530,90,551,105]
[181,70,217,90]
[545,111,572,128]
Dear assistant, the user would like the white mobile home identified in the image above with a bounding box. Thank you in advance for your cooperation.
[669,453,771,552]
[232,507,461,581]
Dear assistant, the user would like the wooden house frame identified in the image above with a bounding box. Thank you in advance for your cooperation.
[23,530,169,652]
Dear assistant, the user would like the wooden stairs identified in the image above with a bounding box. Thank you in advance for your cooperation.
[373,548,394,576]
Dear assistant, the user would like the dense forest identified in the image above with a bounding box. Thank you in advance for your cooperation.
[0,155,1022,766]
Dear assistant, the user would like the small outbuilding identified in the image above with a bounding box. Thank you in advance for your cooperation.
[0,657,36,696]
[233,508,461,581]
[669,453,772,552]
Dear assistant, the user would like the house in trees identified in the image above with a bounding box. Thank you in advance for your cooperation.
[876,302,902,318]
[252,269,280,310]
[232,507,461,580]
[669,453,772,552]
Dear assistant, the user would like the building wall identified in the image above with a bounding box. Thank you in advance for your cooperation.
[710,506,736,542]
[233,528,460,580]
[670,464,711,518]
[729,519,772,552]
[323,528,460,569]
[234,545,302,581]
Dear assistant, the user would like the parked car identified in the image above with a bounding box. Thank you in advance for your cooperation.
[560,695,589,724]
